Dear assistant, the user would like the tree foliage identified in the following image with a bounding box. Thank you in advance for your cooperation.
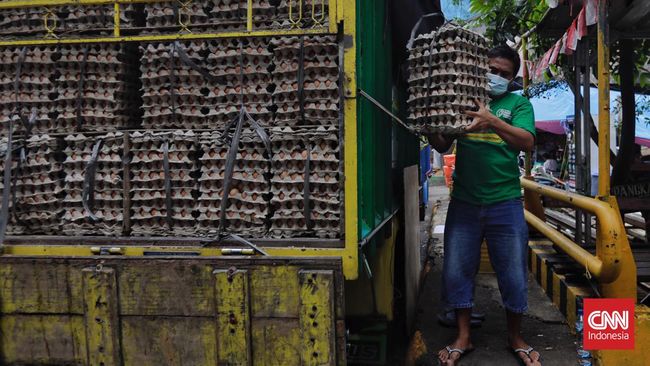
[451,0,548,45]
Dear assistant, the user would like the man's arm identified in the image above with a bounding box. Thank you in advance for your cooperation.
[426,132,455,154]
[465,100,534,152]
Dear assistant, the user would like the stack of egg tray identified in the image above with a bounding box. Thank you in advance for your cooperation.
[130,130,199,237]
[197,129,270,237]
[0,46,57,137]
[269,125,340,239]
[205,37,273,128]
[271,35,340,128]
[53,44,141,133]
[61,133,124,236]
[407,23,490,133]
[0,4,137,38]
[0,44,141,136]
[142,0,329,33]
[140,42,208,130]
[11,134,62,235]
[140,38,273,130]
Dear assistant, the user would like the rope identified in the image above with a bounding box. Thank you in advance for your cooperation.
[219,111,245,232]
[358,89,418,135]
[82,138,104,222]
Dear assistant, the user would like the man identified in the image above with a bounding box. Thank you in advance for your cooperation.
[542,152,559,176]
[427,45,541,366]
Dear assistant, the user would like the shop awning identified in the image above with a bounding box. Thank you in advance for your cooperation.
[535,120,566,135]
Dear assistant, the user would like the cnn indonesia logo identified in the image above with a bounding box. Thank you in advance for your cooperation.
[583,298,635,350]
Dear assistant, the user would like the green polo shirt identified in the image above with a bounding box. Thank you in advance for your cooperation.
[452,92,535,205]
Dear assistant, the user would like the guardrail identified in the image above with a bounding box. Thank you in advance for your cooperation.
[522,178,637,298]
[0,0,338,46]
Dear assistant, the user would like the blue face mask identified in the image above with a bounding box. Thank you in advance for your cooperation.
[487,72,510,96]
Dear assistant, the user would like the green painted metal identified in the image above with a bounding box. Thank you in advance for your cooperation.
[356,0,419,243]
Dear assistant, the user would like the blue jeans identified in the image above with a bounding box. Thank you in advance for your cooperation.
[442,197,529,313]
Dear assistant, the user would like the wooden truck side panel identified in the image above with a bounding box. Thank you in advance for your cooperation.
[0,257,346,365]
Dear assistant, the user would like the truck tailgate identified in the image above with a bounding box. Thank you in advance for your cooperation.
[0,256,346,365]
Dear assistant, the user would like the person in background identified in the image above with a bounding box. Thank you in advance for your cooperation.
[427,45,541,366]
[542,152,559,176]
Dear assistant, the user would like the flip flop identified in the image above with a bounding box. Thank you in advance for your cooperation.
[437,345,475,366]
[511,346,542,365]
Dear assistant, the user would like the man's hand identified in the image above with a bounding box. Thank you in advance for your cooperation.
[463,99,534,152]
[464,99,497,132]
[425,131,455,154]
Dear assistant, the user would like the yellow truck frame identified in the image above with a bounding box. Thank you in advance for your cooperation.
[0,1,361,364]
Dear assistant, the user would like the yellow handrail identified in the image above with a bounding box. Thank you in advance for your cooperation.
[521,179,636,298]
[525,211,605,278]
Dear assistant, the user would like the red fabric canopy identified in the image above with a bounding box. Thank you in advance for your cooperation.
[535,120,565,135]
[636,137,650,148]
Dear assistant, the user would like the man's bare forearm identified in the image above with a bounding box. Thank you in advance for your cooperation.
[489,116,534,152]
[427,133,455,154]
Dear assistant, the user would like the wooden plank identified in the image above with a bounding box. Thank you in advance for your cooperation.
[214,269,251,365]
[625,213,646,229]
[251,318,301,365]
[83,266,121,366]
[121,317,217,366]
[0,315,86,365]
[544,209,597,240]
[299,270,336,365]
[0,262,83,314]
[403,165,420,332]
[117,262,214,316]
[250,266,300,318]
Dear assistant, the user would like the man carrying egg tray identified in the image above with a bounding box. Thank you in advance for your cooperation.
[426,45,540,366]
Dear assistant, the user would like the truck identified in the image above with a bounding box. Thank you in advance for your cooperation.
[0,0,436,364]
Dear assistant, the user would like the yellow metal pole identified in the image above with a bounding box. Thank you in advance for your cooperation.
[341,0,359,280]
[524,210,604,277]
[0,28,329,47]
[520,36,546,221]
[113,2,120,37]
[522,36,533,176]
[247,0,253,32]
[597,0,610,197]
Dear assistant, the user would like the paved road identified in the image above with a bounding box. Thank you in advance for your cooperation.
[406,181,579,365]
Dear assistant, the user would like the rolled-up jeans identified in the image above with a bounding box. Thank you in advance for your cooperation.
[441,197,529,313]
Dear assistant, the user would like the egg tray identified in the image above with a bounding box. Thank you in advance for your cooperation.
[268,126,341,239]
[406,23,490,134]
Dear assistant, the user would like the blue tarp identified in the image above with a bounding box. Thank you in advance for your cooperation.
[522,84,650,145]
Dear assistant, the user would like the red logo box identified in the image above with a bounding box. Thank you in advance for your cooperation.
[583,298,635,350]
